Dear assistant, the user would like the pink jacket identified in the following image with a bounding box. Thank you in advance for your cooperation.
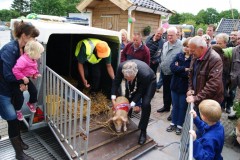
[12,53,39,80]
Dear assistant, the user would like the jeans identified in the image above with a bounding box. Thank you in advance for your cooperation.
[171,91,188,127]
[0,94,17,120]
[156,71,163,89]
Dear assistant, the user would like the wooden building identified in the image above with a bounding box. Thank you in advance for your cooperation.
[77,0,174,40]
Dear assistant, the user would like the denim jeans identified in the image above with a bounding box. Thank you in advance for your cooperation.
[156,71,163,89]
[171,91,188,127]
[0,94,17,120]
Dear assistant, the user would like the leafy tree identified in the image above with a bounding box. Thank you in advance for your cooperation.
[31,0,66,16]
[11,0,30,15]
[169,13,181,24]
[64,0,82,13]
[179,13,195,24]
[219,9,239,19]
[0,9,20,21]
[204,8,219,24]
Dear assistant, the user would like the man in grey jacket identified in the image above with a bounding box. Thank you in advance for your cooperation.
[157,27,183,121]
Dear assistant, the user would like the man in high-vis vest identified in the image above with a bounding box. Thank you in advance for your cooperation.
[75,38,115,93]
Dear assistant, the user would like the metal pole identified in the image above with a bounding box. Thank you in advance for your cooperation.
[188,102,194,160]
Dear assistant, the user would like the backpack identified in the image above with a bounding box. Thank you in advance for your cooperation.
[230,46,240,88]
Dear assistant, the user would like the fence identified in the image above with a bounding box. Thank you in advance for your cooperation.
[179,102,194,160]
[45,66,91,160]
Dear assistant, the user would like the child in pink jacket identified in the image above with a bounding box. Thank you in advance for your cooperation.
[12,40,44,120]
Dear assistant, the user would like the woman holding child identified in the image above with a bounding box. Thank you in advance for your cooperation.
[0,21,39,160]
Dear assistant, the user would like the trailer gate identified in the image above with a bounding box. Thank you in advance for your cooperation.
[45,66,91,160]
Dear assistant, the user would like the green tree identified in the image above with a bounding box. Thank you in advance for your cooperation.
[64,0,82,13]
[179,13,195,24]
[31,0,66,16]
[204,8,219,24]
[11,0,30,15]
[0,9,20,21]
[169,13,181,24]
[219,9,239,19]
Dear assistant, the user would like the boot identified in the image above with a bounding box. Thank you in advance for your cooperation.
[138,130,147,145]
[19,136,29,150]
[10,136,34,160]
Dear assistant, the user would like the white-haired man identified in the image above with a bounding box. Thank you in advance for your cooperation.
[111,59,156,145]
[186,36,224,115]
[157,27,182,122]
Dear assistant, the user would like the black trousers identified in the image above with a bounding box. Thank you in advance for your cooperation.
[126,79,156,131]
[162,73,172,110]
[150,62,159,75]
[12,80,38,110]
[7,119,20,138]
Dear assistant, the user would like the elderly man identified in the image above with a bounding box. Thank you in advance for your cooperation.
[111,59,156,145]
[157,27,182,121]
[145,27,165,74]
[121,32,150,65]
[186,36,224,114]
[215,33,229,49]
[75,38,115,93]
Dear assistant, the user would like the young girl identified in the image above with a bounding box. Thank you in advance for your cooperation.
[12,40,44,120]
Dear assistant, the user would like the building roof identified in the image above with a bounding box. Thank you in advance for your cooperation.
[129,0,172,14]
[76,0,174,16]
[216,18,240,35]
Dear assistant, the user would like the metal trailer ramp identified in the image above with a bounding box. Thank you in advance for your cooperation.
[85,118,155,160]
[0,126,68,160]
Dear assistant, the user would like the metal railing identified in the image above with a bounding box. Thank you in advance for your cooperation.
[179,102,194,160]
[45,66,91,160]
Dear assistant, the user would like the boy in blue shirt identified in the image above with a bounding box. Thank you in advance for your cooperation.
[189,99,224,160]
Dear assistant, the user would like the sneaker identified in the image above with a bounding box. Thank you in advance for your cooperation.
[26,102,36,113]
[176,127,182,135]
[16,111,24,121]
[166,125,176,132]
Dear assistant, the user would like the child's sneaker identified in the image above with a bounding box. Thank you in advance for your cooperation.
[26,102,36,113]
[16,110,24,121]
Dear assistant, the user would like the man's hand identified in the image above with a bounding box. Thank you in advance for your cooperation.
[112,99,116,107]
[133,106,141,113]
[186,95,195,103]
[186,90,194,96]
[189,109,197,118]
[19,84,28,92]
[83,79,90,88]
[189,130,197,140]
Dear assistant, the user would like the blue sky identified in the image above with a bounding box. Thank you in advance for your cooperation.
[1,0,240,16]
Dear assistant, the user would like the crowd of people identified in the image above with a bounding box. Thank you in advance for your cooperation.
[1,19,240,160]
[114,24,240,159]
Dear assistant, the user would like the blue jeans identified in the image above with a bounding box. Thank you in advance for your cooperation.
[156,71,163,89]
[171,91,188,127]
[0,95,17,120]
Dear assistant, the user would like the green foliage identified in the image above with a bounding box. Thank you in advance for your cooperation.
[31,0,66,16]
[143,26,151,36]
[0,9,20,21]
[179,13,195,24]
[11,0,30,16]
[219,9,239,19]
[169,13,181,24]
[233,101,240,118]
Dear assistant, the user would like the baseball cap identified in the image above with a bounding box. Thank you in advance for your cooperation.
[95,41,110,58]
